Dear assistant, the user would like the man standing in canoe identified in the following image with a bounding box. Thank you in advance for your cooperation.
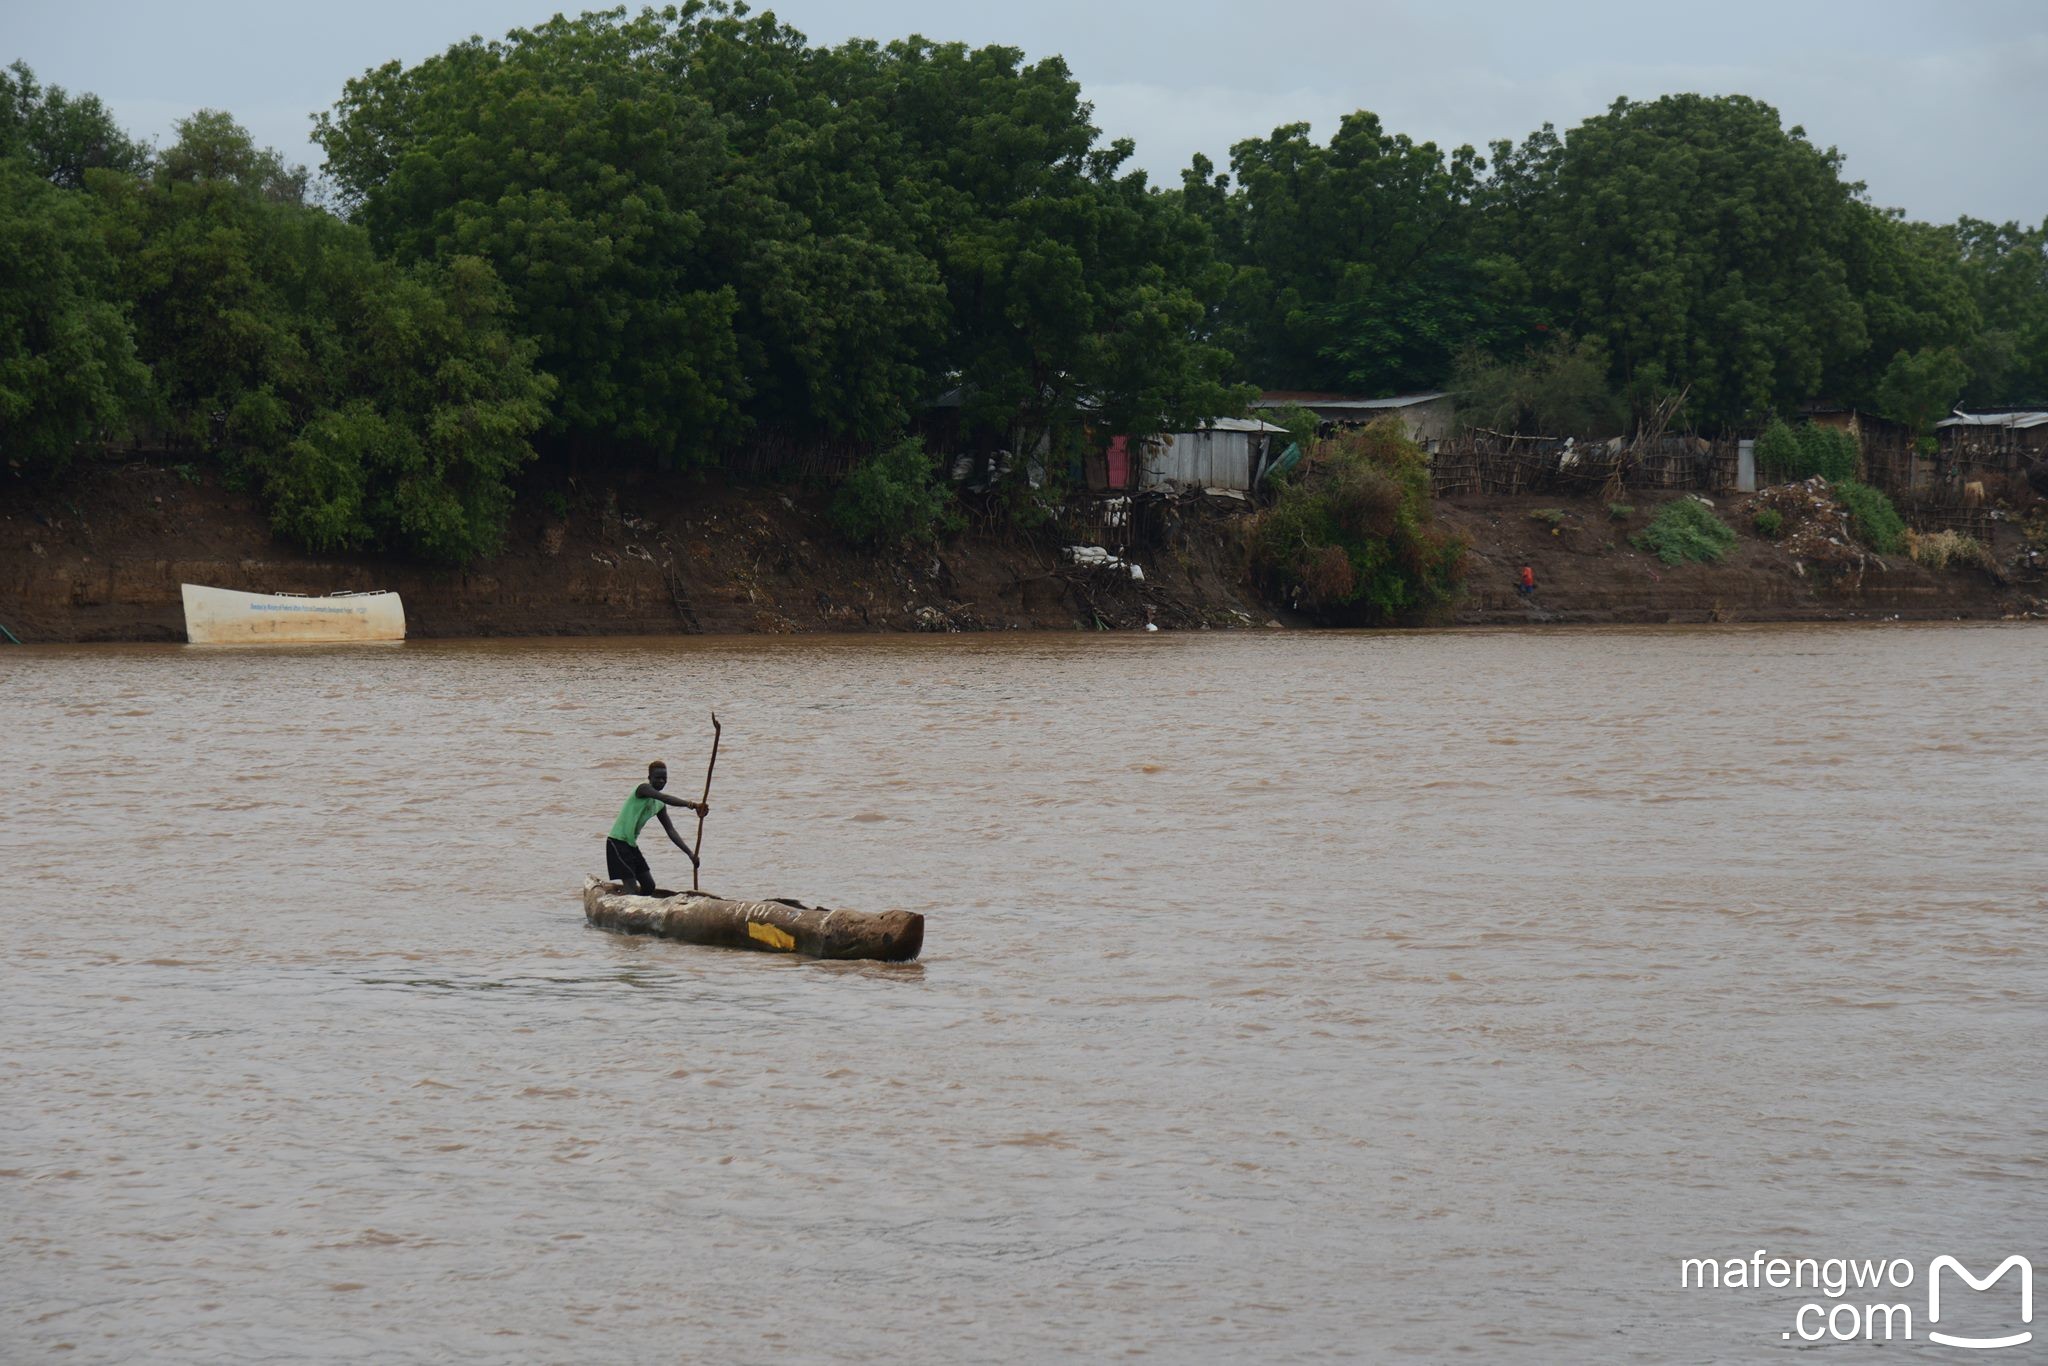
[606,761,708,896]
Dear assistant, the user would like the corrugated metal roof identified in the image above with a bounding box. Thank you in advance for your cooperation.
[1195,417,1288,434]
[1254,391,1448,411]
[1936,411,2048,429]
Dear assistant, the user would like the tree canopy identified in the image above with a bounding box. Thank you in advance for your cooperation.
[2,89,550,559]
[7,32,2048,567]
[0,60,150,187]
[1181,113,1522,396]
[1190,91,2043,432]
[314,5,1243,463]
[0,157,147,472]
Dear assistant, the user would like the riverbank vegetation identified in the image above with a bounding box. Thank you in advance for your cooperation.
[5,6,2047,566]
[1633,500,1738,567]
[1835,480,1907,554]
[829,437,961,549]
[1754,420,1862,485]
[1248,420,1464,623]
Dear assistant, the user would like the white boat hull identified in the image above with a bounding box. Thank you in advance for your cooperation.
[181,584,406,644]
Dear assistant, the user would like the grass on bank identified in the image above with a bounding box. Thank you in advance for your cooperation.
[1834,479,1905,554]
[1632,498,1737,566]
[1906,529,1995,572]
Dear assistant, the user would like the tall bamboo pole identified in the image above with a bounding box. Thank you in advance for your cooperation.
[692,712,721,891]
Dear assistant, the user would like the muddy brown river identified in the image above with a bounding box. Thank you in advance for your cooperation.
[4,626,2044,1362]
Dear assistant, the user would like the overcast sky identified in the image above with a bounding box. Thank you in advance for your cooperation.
[7,0,2045,224]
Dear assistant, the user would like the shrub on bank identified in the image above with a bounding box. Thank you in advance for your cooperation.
[1632,499,1737,565]
[1906,529,1995,572]
[1835,479,1905,554]
[829,436,961,548]
[1248,418,1465,624]
[1753,508,1784,539]
[1755,419,1859,484]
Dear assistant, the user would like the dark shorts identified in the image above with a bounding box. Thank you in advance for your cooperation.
[606,837,656,895]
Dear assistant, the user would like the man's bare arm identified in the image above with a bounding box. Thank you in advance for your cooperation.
[638,782,707,816]
[656,808,699,865]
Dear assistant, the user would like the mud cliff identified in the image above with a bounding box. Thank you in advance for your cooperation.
[2,462,2039,643]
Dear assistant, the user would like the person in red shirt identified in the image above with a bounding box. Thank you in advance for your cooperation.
[1517,564,1536,598]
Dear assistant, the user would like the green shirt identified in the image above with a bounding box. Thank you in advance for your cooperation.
[609,787,667,845]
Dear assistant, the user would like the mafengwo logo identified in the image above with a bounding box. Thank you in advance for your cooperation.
[1679,1250,2033,1347]
[1929,1257,2034,1351]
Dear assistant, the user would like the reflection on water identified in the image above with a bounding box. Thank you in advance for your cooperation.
[3,625,2044,1362]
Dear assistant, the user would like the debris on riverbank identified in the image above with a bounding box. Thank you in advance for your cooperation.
[1442,484,2044,626]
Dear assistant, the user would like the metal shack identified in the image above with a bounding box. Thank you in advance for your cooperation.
[1935,409,2048,457]
[1138,417,1288,491]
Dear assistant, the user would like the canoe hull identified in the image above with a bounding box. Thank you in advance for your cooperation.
[582,877,924,962]
[181,583,405,644]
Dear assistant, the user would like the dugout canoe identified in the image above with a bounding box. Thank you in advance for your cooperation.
[582,877,924,962]
[181,583,405,644]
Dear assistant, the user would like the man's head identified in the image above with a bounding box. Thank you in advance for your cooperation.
[648,761,668,790]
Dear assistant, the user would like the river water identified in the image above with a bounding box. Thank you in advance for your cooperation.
[3,625,2044,1362]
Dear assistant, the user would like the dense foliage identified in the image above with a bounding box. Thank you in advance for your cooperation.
[1632,499,1737,566]
[1448,333,1626,436]
[1951,218,2048,406]
[1753,420,1860,483]
[1180,114,1520,396]
[1835,479,1906,554]
[314,6,1243,465]
[829,437,961,548]
[1190,92,2045,431]
[1,87,551,560]
[0,158,146,471]
[1248,420,1464,623]
[1,61,150,187]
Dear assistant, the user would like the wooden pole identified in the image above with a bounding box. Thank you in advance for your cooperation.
[692,711,721,891]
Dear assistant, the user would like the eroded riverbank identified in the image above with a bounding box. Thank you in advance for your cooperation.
[3,461,2041,642]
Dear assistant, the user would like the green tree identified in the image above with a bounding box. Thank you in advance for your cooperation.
[315,7,1242,471]
[1872,345,1969,434]
[0,61,150,187]
[1484,95,1871,427]
[1951,217,2048,403]
[263,254,554,562]
[99,110,552,560]
[158,108,309,203]
[317,10,746,460]
[1183,113,1521,393]
[1753,419,1858,483]
[1449,332,1625,435]
[1835,211,1978,406]
[1248,419,1464,623]
[0,157,146,472]
[829,435,960,547]
[97,118,321,451]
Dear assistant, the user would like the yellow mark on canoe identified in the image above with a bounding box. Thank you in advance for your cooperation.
[747,921,796,951]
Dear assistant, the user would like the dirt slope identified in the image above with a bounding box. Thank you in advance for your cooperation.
[1439,491,2043,626]
[2,464,2040,643]
[0,462,1262,643]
